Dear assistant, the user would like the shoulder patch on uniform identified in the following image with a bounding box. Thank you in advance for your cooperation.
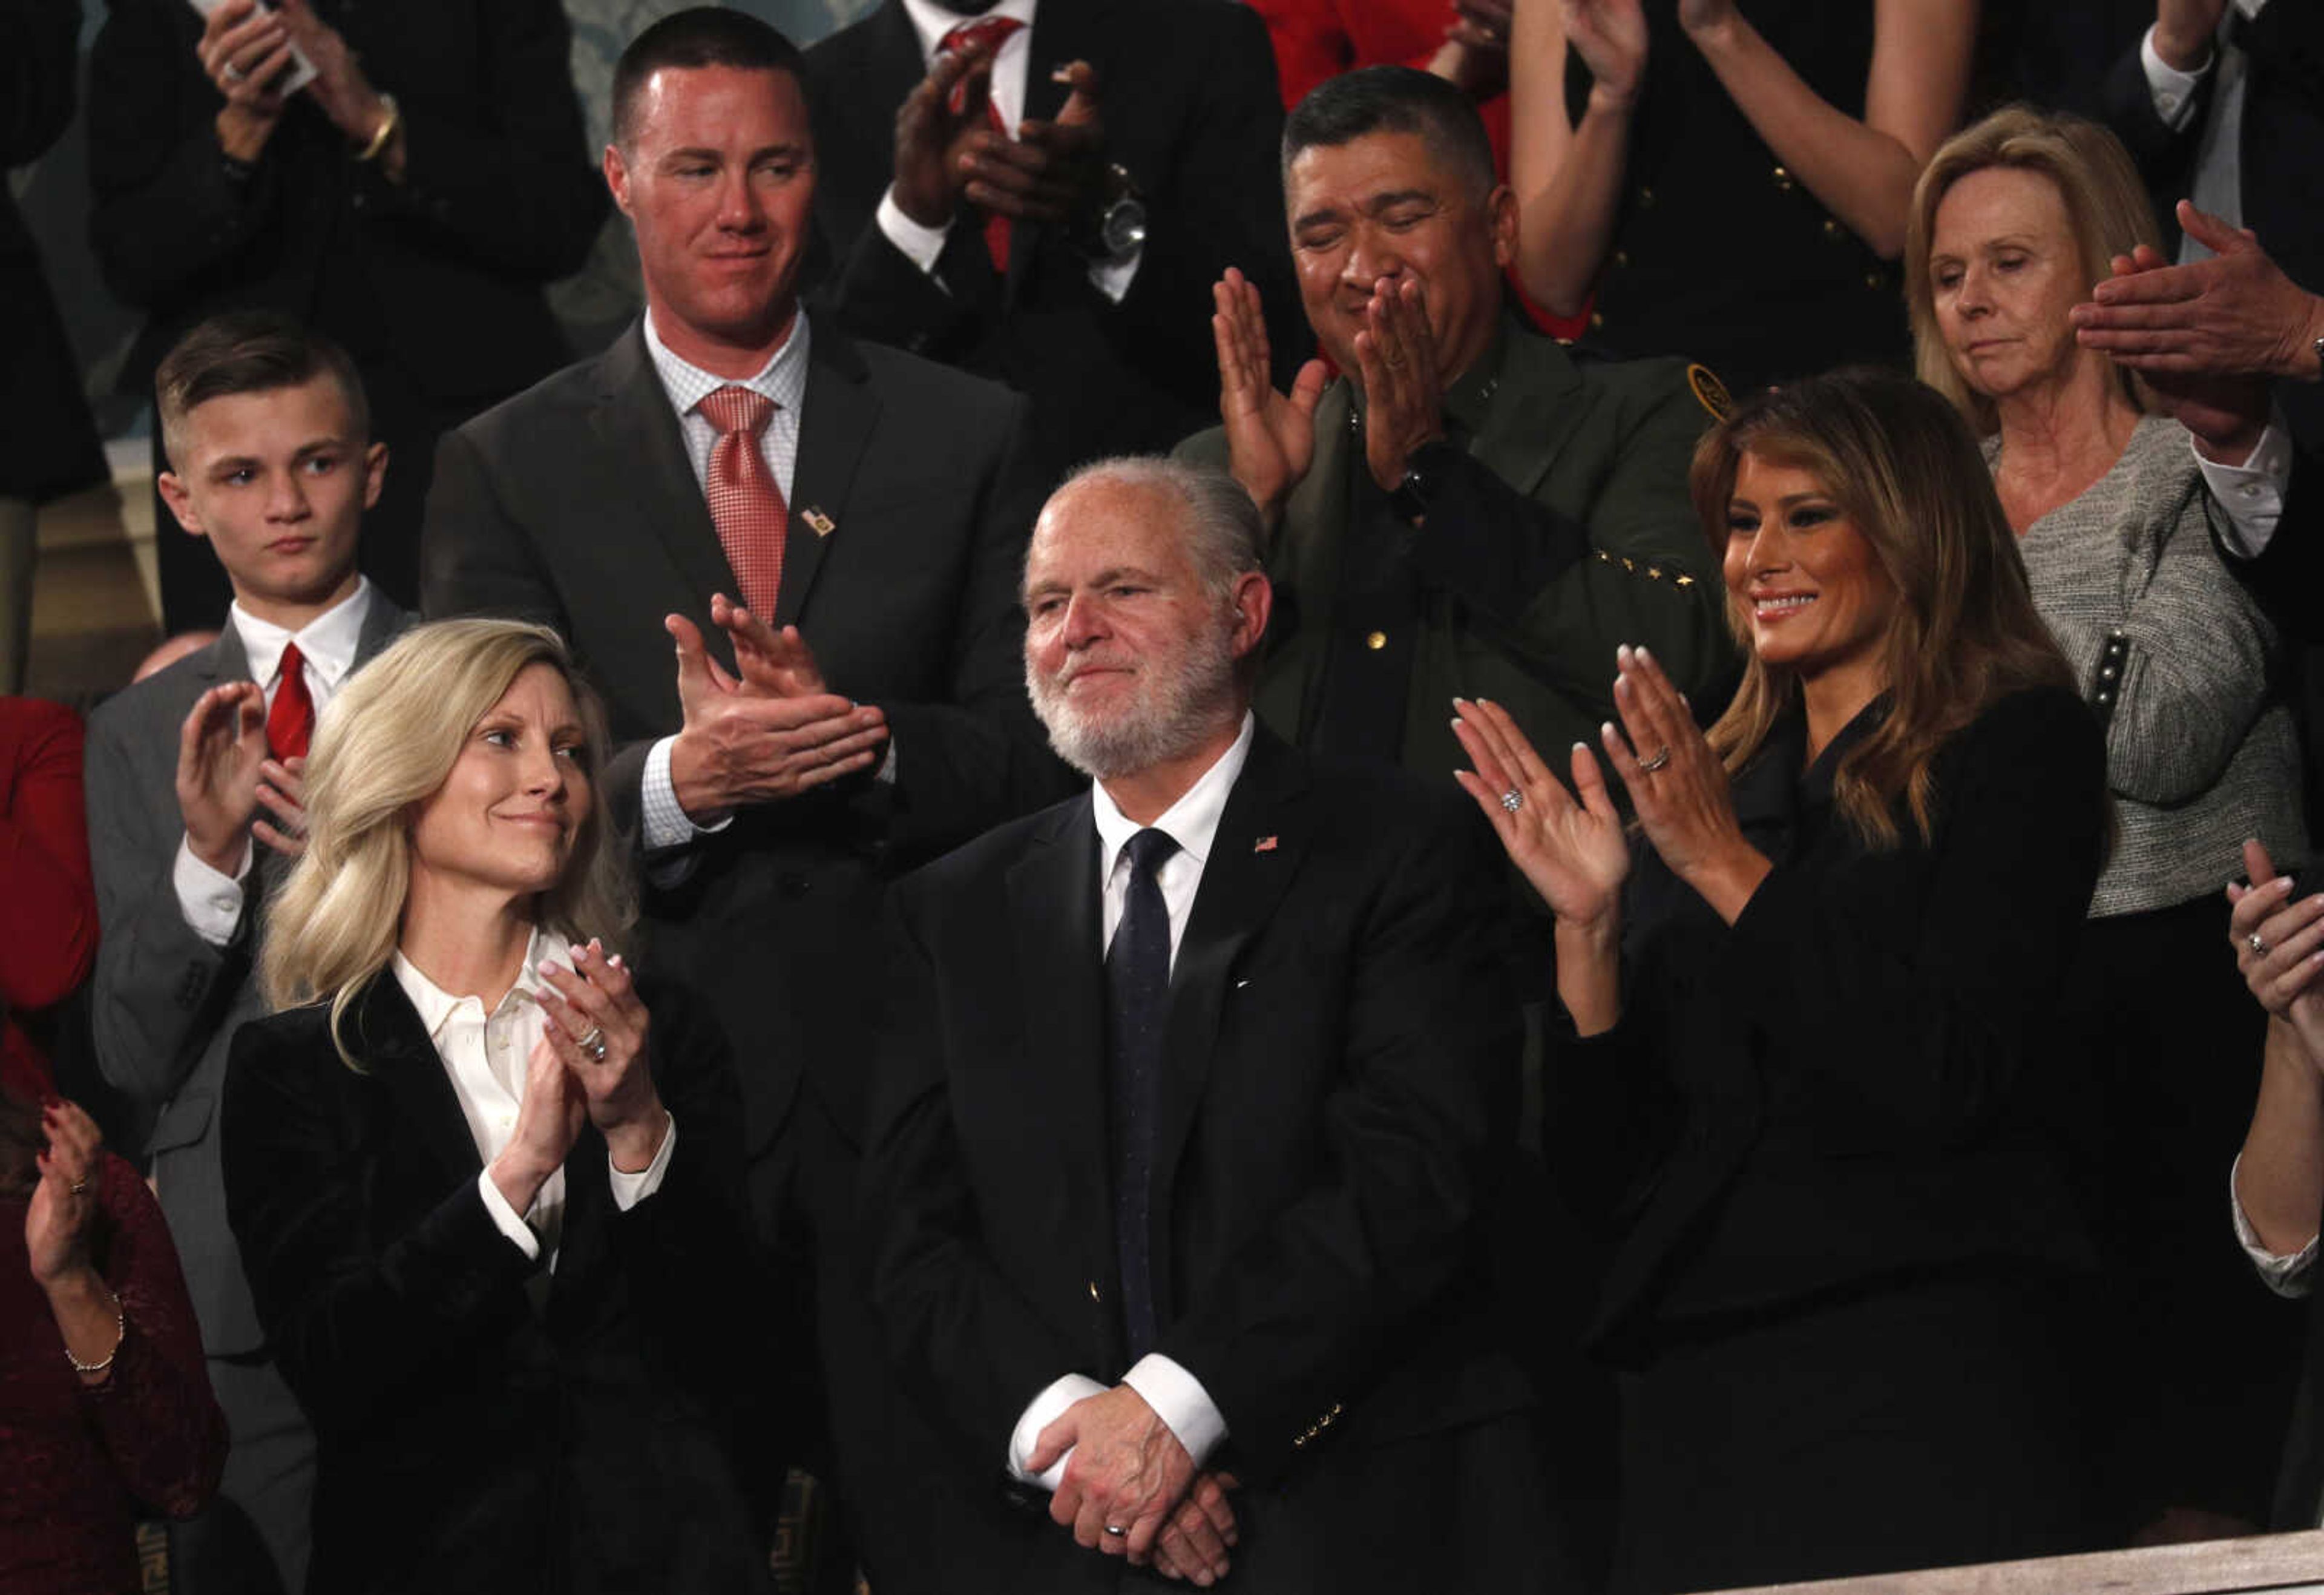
[1687,363,1732,421]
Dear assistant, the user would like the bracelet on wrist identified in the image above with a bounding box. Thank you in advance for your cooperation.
[67,1292,126,1378]
[355,93,400,163]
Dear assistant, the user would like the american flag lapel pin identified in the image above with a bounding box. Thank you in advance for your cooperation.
[1253,835,1279,853]
[803,506,837,538]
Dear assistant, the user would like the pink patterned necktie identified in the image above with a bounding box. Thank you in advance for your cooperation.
[939,15,1026,274]
[696,385,787,620]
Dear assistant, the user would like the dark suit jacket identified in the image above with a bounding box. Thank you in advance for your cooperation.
[862,728,1554,1590]
[803,0,1308,484]
[421,319,1065,1157]
[2,0,107,504]
[1552,688,2109,1352]
[84,596,409,1360]
[85,0,605,407]
[221,972,769,1595]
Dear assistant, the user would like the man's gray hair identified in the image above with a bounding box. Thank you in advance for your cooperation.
[1052,456,1265,598]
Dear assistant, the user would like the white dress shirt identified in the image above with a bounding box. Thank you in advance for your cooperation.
[390,927,676,1269]
[2229,1151,2317,1298]
[2139,2,2269,263]
[174,578,373,947]
[1004,713,1255,1491]
[878,0,1141,304]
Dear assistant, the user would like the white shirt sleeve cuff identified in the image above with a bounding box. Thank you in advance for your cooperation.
[2230,1153,2317,1297]
[641,735,732,850]
[1088,245,1143,306]
[474,1169,543,1261]
[877,185,954,278]
[172,833,250,949]
[1123,1353,1227,1468]
[608,1111,676,1209]
[2141,23,2212,130]
[2199,416,2293,559]
[1006,1372,1107,1490]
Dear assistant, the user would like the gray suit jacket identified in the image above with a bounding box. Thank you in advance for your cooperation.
[84,594,409,1356]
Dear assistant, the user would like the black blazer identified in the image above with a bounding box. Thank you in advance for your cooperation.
[1552,688,2110,1351]
[220,972,770,1595]
[802,0,1309,484]
[1,0,106,504]
[421,319,1068,1156]
[85,0,605,405]
[862,728,1548,1587]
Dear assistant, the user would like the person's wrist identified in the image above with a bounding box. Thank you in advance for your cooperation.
[893,171,955,231]
[604,1105,668,1174]
[2153,24,2213,73]
[215,105,273,163]
[487,1150,554,1215]
[1682,10,1742,54]
[39,1260,108,1309]
[188,824,249,880]
[1585,79,1640,116]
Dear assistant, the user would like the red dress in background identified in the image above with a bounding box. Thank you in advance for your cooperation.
[1247,0,1587,340]
[0,700,96,1101]
[0,1153,227,1595]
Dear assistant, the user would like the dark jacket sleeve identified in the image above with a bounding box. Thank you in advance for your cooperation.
[4,0,82,165]
[1155,799,1520,1482]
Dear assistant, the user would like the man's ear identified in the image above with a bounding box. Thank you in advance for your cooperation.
[604,143,634,217]
[1230,570,1273,660]
[1485,182,1518,272]
[361,441,389,511]
[156,472,209,540]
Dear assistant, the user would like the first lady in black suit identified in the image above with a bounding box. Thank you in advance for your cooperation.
[1454,369,2112,1591]
[220,619,770,1595]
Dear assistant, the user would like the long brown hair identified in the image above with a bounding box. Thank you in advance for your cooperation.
[1693,369,2076,847]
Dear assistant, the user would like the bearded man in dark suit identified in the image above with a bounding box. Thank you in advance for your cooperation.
[862,457,1571,1593]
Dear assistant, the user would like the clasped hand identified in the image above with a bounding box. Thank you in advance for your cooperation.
[2229,839,2324,1064]
[1026,1386,1239,1585]
[893,38,1105,231]
[664,596,887,821]
[490,939,665,1212]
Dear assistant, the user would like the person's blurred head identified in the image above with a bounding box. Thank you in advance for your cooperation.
[1022,458,1271,783]
[1279,67,1516,385]
[1907,107,2159,432]
[261,620,630,1062]
[1690,368,2074,846]
[154,313,379,630]
[606,8,816,373]
[133,631,222,684]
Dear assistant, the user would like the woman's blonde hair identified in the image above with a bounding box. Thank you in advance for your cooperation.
[260,618,632,1066]
[1905,105,2162,435]
[1693,369,2076,848]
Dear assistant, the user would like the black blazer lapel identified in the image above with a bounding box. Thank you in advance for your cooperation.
[778,324,880,628]
[1147,731,1312,1324]
[591,326,744,617]
[1005,798,1116,1260]
[341,974,489,1197]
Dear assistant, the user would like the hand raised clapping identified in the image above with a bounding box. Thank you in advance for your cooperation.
[2229,839,2324,1064]
[1603,644,1769,923]
[1452,696,1629,929]
[1210,268,1330,530]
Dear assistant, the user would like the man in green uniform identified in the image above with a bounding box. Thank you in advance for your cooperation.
[1182,65,1733,777]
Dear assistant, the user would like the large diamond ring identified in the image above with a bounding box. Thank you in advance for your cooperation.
[576,1025,609,1062]
[1500,788,1523,814]
[222,61,246,84]
[2251,932,2271,956]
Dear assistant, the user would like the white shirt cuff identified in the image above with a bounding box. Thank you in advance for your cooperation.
[2199,417,2294,558]
[641,735,733,850]
[1007,1372,1106,1490]
[172,834,250,949]
[1123,1353,1227,1469]
[877,185,953,278]
[2230,1153,2317,1297]
[608,1111,675,1209]
[474,1168,543,1262]
[2141,23,2211,130]
[1089,246,1142,306]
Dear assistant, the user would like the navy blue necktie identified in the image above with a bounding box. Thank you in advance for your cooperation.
[1106,827,1178,1360]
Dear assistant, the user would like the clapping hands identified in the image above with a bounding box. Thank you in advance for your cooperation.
[2230,839,2324,1065]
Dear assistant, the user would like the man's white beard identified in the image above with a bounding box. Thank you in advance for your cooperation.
[1029,611,1241,782]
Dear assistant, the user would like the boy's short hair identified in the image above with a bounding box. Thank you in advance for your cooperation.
[155,312,370,471]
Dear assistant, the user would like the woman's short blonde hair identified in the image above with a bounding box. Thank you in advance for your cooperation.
[1692,368,2077,848]
[1905,105,2162,435]
[260,618,632,1066]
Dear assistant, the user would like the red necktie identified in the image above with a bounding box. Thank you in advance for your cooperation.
[939,15,1026,274]
[268,641,314,761]
[697,386,788,620]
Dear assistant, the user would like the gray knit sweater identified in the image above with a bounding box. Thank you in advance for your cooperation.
[1997,415,2308,916]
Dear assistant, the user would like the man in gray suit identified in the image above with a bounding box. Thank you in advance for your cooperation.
[84,312,410,1595]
